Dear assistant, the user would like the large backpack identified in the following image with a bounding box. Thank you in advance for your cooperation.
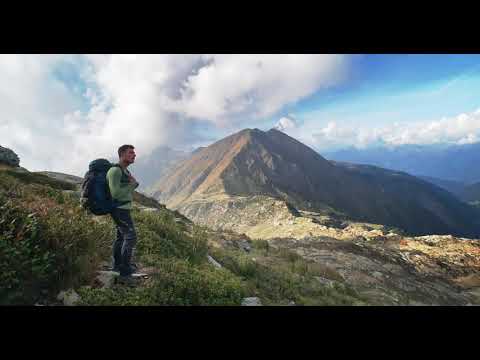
[80,159,129,215]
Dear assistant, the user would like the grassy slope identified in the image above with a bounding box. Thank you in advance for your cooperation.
[0,169,365,306]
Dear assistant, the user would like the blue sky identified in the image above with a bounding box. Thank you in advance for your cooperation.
[292,54,480,127]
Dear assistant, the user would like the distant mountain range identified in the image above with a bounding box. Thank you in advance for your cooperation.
[127,146,189,191]
[323,142,480,184]
[149,128,480,238]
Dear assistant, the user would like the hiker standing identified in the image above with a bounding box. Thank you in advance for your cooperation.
[106,144,140,278]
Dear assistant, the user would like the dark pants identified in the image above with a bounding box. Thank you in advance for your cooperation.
[110,208,137,276]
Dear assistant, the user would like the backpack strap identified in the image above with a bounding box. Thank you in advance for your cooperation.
[112,163,131,184]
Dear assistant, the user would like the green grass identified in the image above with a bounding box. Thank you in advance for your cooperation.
[0,169,368,306]
[78,258,245,306]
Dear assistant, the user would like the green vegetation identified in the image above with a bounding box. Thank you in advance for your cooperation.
[0,169,367,306]
[0,171,111,304]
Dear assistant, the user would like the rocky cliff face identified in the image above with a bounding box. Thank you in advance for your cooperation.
[0,145,20,167]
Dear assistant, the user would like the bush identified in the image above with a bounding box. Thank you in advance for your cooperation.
[0,199,55,304]
[0,175,113,304]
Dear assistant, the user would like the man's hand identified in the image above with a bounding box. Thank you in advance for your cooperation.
[128,174,138,185]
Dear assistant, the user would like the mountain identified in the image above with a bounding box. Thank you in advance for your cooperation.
[127,145,189,191]
[324,142,480,184]
[418,176,467,199]
[150,128,480,238]
[460,182,480,204]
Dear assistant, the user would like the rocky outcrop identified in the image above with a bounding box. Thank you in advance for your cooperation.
[0,146,20,167]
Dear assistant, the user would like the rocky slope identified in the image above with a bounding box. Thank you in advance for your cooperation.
[151,128,480,238]
[185,194,480,305]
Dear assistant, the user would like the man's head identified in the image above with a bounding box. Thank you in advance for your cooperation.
[118,144,136,166]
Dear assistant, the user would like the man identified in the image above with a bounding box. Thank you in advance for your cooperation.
[107,144,140,278]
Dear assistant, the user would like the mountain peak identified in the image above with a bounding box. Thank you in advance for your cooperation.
[151,128,480,238]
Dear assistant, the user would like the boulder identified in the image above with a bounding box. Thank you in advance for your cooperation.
[207,255,223,269]
[57,289,81,306]
[0,145,20,167]
[241,297,263,306]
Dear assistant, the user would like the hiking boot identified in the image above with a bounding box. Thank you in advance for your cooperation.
[120,263,141,276]
[129,263,139,272]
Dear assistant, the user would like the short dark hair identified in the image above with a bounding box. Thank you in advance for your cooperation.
[118,144,135,158]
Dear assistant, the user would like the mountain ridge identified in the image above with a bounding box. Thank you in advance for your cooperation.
[150,128,480,238]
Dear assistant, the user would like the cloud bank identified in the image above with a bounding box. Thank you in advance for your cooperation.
[288,109,480,151]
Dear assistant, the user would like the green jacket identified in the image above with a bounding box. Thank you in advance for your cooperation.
[106,165,139,210]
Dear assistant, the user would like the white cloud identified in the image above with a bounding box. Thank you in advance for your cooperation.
[0,54,348,176]
[274,115,299,132]
[288,109,480,151]
[0,54,84,172]
[171,54,347,125]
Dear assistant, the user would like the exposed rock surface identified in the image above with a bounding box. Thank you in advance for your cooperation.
[198,196,480,305]
[207,255,223,268]
[241,297,263,306]
[0,145,20,167]
[57,289,81,306]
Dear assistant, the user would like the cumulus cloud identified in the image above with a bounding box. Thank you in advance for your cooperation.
[171,54,347,125]
[300,109,480,151]
[274,115,299,132]
[0,54,348,176]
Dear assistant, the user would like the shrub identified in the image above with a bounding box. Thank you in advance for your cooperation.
[0,175,112,304]
[0,199,55,304]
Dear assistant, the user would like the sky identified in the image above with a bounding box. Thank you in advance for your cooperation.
[1,54,480,176]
